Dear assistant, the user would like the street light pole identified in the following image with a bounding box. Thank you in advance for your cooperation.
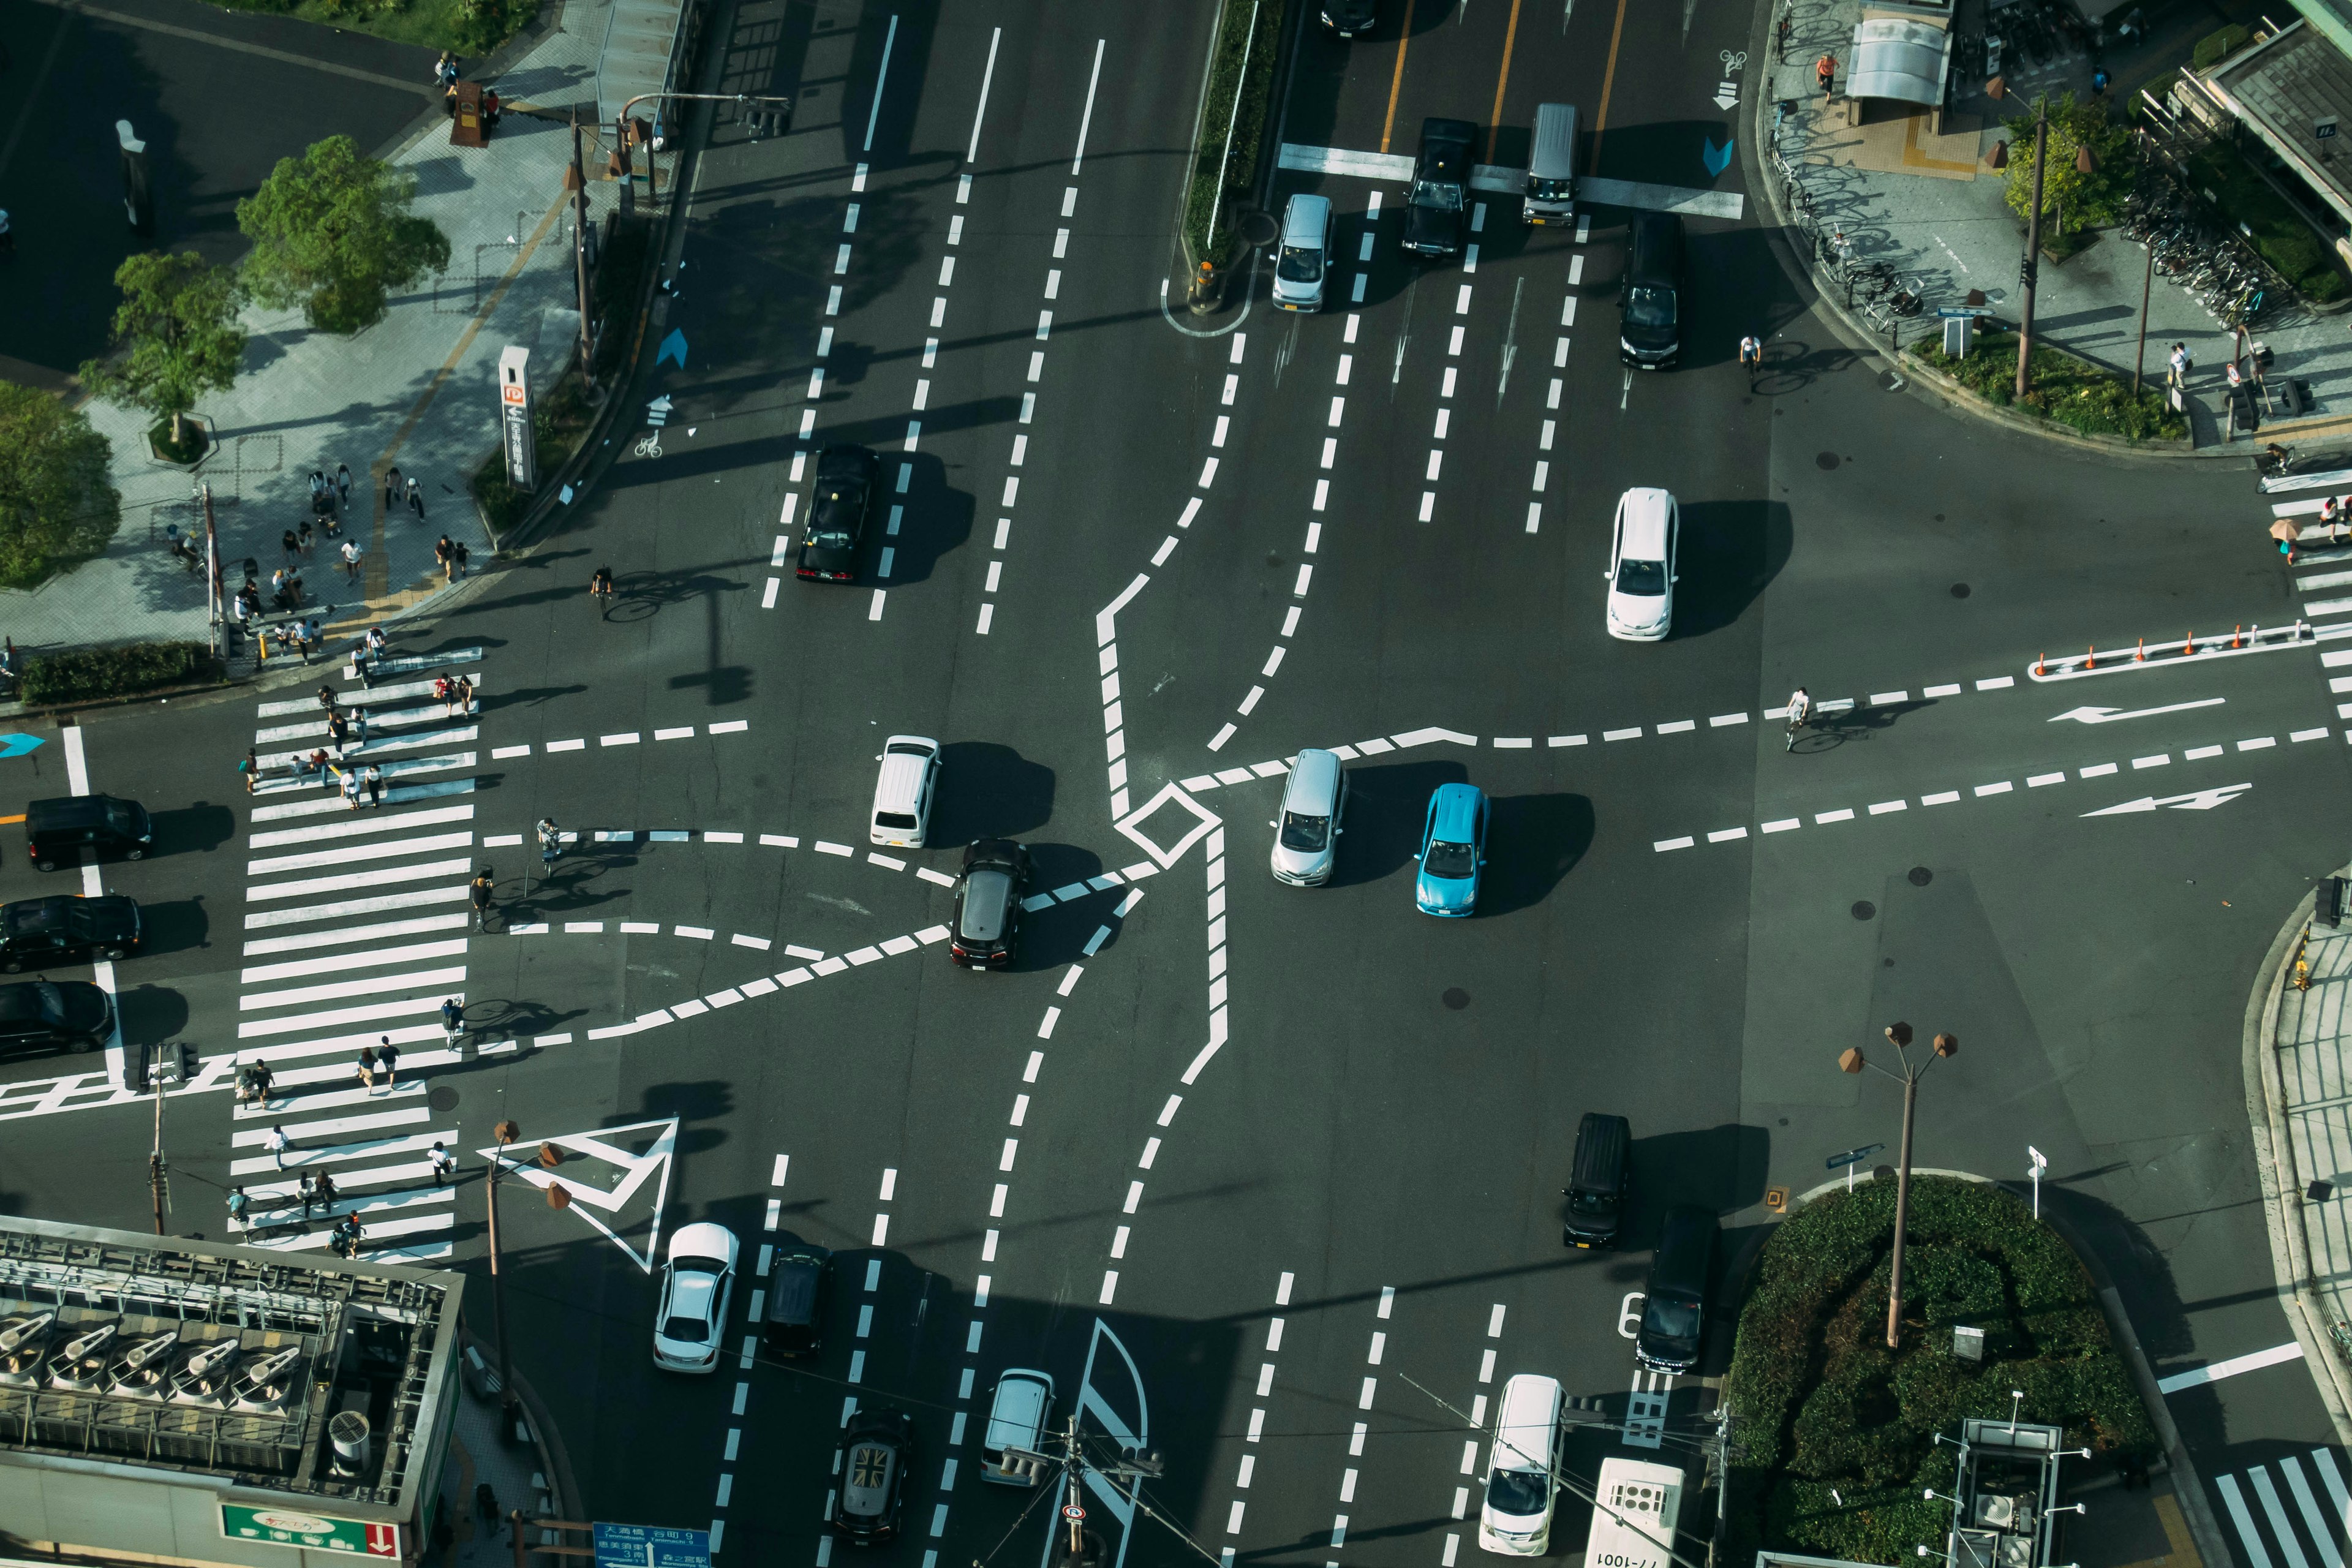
[488,1118,521,1427]
[2016,102,2050,402]
[1839,1023,1959,1349]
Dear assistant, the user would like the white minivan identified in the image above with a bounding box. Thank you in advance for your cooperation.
[1273,194,1335,312]
[1603,488,1678,642]
[870,735,941,847]
[1477,1373,1564,1555]
[980,1368,1055,1485]
[1270,747,1346,885]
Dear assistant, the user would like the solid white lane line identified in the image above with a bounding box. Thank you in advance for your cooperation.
[965,26,1001,162]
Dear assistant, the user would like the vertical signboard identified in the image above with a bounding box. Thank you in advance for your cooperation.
[499,345,537,491]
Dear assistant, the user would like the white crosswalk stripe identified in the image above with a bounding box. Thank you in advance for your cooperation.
[224,655,494,1264]
[2217,1453,2352,1568]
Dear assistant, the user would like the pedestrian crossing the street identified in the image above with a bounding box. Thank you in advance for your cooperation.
[2214,1449,2352,1568]
[225,645,490,1263]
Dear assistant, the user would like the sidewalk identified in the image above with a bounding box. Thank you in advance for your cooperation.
[3,0,671,659]
[1758,0,2352,450]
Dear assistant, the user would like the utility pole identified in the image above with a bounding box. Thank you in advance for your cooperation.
[145,1043,193,1234]
[567,113,595,379]
[149,1060,168,1235]
[1839,1023,1961,1349]
[2015,101,2050,402]
[200,482,224,663]
[488,1119,521,1429]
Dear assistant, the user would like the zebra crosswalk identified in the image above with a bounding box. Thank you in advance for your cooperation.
[2215,1449,2352,1568]
[225,645,490,1264]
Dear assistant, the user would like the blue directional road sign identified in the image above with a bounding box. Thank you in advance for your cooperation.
[0,733,45,760]
[655,328,689,369]
[594,1523,710,1568]
[1826,1143,1887,1170]
[1702,136,1735,178]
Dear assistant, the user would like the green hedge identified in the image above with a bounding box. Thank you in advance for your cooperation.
[21,641,221,706]
[201,0,535,53]
[2187,140,2348,303]
[2192,24,2252,70]
[1182,0,1289,268]
[1910,331,2187,442]
[1725,1178,2157,1563]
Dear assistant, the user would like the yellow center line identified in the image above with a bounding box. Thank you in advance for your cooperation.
[1487,0,1526,161]
[1379,0,1417,154]
[1593,0,1632,160]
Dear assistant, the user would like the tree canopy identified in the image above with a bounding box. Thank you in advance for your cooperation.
[0,383,121,588]
[236,135,451,334]
[78,251,247,443]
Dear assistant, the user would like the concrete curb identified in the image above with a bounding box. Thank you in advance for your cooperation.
[2244,869,2352,1455]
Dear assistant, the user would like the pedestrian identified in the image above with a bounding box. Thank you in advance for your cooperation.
[430,1141,457,1185]
[2092,64,2111,97]
[366,763,385,807]
[469,868,493,930]
[435,673,455,715]
[276,624,297,662]
[317,682,337,714]
[383,466,402,511]
[266,1125,293,1168]
[336,463,352,507]
[0,210,13,255]
[441,997,464,1048]
[283,526,301,564]
[2328,495,2346,543]
[312,1169,339,1209]
[1739,333,1763,382]
[454,674,475,716]
[341,538,363,580]
[1816,51,1836,99]
[407,476,426,521]
[377,1036,400,1086]
[240,747,260,794]
[454,540,471,578]
[228,1186,251,1232]
[328,710,350,748]
[434,535,454,580]
[355,1044,378,1090]
[340,765,363,811]
[298,1170,319,1218]
[483,88,502,135]
[311,748,333,789]
[354,707,371,745]
[2167,342,2190,386]
[304,615,322,657]
[331,1215,365,1259]
[296,518,315,558]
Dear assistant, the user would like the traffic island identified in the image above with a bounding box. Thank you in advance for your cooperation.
[1905,331,2192,450]
[1724,1175,2158,1563]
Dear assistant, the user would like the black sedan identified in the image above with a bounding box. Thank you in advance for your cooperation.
[949,839,1030,969]
[0,979,113,1058]
[830,1410,916,1541]
[0,895,141,973]
[796,444,881,582]
[1321,0,1376,34]
[761,1233,832,1357]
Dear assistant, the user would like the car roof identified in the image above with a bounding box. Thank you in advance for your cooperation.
[1430,782,1484,838]
[963,837,1025,870]
[1283,748,1343,809]
[668,1221,737,1265]
[0,982,57,1021]
[1281,194,1331,242]
[1420,116,1478,151]
[1618,489,1675,558]
[875,739,939,813]
[986,1369,1054,1447]
[1494,1374,1562,1464]
[816,444,876,477]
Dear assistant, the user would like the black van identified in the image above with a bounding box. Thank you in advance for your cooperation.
[1562,1112,1631,1248]
[1635,1205,1717,1373]
[763,1233,833,1357]
[26,796,154,872]
[1619,211,1684,370]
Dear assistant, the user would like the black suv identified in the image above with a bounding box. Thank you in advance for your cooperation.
[1401,118,1477,258]
[949,839,1030,968]
[26,796,153,872]
[796,444,881,582]
[0,896,141,972]
[761,1233,832,1357]
[1321,0,1377,36]
[830,1410,916,1541]
[0,979,114,1058]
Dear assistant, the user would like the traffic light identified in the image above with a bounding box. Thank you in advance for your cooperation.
[177,1042,199,1083]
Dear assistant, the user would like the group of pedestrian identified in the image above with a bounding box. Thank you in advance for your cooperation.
[432,533,471,581]
[355,1037,401,1090]
[383,466,429,521]
[432,671,475,717]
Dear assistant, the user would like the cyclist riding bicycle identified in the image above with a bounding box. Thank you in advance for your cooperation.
[590,565,615,611]
[1784,687,1812,748]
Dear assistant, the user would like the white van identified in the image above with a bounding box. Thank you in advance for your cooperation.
[1270,747,1346,885]
[1584,1457,1684,1568]
[870,735,941,847]
[979,1368,1055,1485]
[1523,103,1579,224]
[1477,1374,1564,1555]
[1273,194,1335,312]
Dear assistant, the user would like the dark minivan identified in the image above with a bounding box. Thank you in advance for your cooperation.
[1618,211,1684,369]
[763,1233,833,1357]
[0,895,142,971]
[26,796,153,872]
[1635,1205,1717,1373]
[1562,1112,1630,1248]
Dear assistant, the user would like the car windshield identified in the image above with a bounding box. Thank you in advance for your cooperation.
[1615,557,1667,595]
[1644,1297,1701,1341]
[1486,1468,1550,1518]
[1423,839,1476,879]
[1410,178,1463,212]
[875,811,918,829]
[960,870,1013,941]
[1626,285,1677,328]
[661,1314,710,1343]
[1529,176,1571,200]
[808,527,854,550]
[1280,812,1330,852]
[1277,244,1324,284]
[1569,1189,1616,1216]
[1,903,45,937]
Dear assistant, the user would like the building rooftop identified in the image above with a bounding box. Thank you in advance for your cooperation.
[2207,19,2352,225]
[0,1216,459,1513]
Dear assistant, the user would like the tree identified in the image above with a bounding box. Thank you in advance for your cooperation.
[236,135,451,334]
[78,252,247,449]
[0,383,121,588]
[2002,93,2134,236]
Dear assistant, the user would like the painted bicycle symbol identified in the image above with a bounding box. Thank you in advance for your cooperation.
[1722,49,1750,71]
[633,431,663,459]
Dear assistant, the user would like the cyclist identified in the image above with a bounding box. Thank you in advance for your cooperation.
[536,816,562,866]
[1784,686,1812,749]
[469,867,495,930]
[590,565,616,616]
[1739,334,1763,380]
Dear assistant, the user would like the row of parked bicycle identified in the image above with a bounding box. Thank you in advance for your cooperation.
[2125,181,2282,328]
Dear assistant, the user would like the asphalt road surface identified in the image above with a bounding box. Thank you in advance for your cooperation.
[2,0,2350,1564]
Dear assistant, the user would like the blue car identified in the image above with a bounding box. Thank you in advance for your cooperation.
[1414,783,1488,916]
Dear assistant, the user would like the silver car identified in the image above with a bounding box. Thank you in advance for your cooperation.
[1270,748,1347,885]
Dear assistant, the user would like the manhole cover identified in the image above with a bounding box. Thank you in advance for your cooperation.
[1441,987,1470,1011]
[1908,866,1933,886]
[428,1085,460,1114]
[1950,582,1970,598]
[1851,900,1877,921]
[1237,209,1280,246]
[1816,452,1841,470]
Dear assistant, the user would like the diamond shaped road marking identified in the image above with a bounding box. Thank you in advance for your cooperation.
[1115,782,1222,869]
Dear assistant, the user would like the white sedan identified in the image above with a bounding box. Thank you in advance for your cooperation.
[652,1221,739,1373]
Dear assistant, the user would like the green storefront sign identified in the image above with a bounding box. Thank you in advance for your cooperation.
[220,1502,401,1557]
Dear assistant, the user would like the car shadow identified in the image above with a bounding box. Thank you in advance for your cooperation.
[1322,758,1470,889]
[929,742,1054,845]
[1670,498,1786,641]
[1476,792,1593,918]
[884,450,974,588]
[131,897,209,958]
[1012,844,1109,971]
[149,802,238,858]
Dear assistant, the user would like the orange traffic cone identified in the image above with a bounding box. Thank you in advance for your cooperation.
[2135,638,2146,662]
[2084,644,2097,669]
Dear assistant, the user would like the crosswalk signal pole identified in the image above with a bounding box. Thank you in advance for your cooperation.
[489,1119,522,1431]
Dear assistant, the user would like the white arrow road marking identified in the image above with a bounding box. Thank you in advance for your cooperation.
[2049,698,2227,725]
[2081,783,2252,817]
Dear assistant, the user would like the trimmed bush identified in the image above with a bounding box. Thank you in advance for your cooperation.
[1910,331,2187,442]
[1725,1178,2158,1563]
[2186,140,2348,303]
[20,641,222,706]
[1182,0,1289,268]
[2192,24,2252,70]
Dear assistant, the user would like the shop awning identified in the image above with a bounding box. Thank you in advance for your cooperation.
[1849,18,1951,106]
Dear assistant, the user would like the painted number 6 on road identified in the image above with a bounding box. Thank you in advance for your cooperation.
[1618,1292,1645,1340]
